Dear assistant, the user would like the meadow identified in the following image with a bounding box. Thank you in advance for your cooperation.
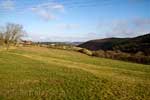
[0,46,150,100]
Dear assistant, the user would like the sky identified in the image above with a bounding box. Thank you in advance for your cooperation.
[0,0,150,42]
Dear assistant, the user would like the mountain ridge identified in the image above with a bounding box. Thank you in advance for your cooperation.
[79,33,150,55]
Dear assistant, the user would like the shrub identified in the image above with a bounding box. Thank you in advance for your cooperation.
[72,47,83,51]
[135,51,145,56]
[92,50,150,64]
[92,50,105,57]
[78,48,93,56]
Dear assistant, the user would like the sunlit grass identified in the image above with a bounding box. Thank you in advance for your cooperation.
[0,46,149,100]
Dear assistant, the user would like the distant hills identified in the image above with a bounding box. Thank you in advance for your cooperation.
[79,33,150,55]
[36,42,83,46]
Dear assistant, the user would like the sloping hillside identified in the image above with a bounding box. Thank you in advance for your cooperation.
[116,33,150,54]
[0,46,150,100]
[79,38,129,50]
[79,33,150,55]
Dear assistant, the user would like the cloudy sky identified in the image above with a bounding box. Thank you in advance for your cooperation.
[0,0,150,42]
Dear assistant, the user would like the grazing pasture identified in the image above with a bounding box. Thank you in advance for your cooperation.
[0,46,149,100]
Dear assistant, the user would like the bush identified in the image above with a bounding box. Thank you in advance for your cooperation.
[135,51,145,56]
[72,47,83,51]
[78,48,93,56]
[91,49,150,64]
[92,50,105,57]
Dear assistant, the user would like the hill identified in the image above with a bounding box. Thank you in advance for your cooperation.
[0,46,150,100]
[79,33,150,55]
[36,42,83,46]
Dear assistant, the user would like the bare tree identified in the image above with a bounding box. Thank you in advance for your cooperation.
[0,33,4,46]
[0,23,26,50]
[0,26,4,46]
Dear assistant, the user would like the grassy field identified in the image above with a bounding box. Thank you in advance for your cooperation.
[0,46,150,100]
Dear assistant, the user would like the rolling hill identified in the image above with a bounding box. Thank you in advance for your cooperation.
[0,46,150,99]
[79,33,150,55]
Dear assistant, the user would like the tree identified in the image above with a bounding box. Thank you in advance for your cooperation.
[0,27,4,46]
[0,23,26,50]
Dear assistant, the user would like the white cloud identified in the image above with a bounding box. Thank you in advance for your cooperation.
[56,24,80,30]
[0,0,15,10]
[30,3,65,21]
[86,32,101,39]
[52,4,64,9]
[46,36,88,42]
[31,8,55,21]
[134,18,150,27]
[98,18,150,38]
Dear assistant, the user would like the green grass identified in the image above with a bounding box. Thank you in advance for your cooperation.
[0,46,150,100]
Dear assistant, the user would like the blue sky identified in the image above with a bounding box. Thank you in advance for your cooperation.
[0,0,150,42]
